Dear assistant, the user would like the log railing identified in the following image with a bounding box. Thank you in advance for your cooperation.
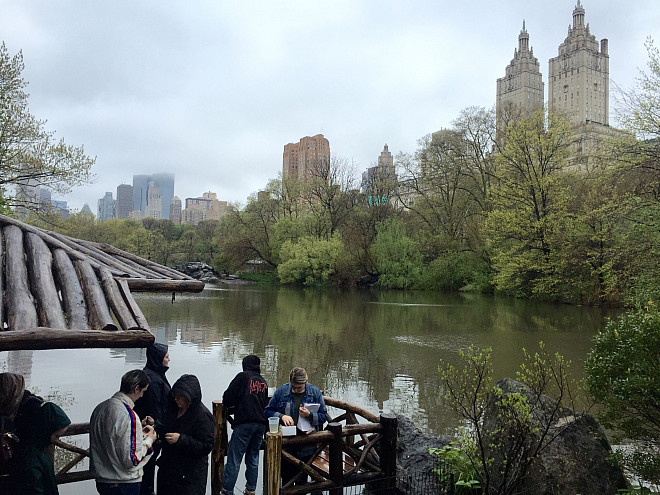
[51,422,94,484]
[49,396,398,495]
[211,397,397,495]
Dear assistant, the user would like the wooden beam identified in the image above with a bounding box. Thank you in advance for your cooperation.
[116,279,150,331]
[0,327,154,351]
[123,278,205,292]
[0,215,123,277]
[4,225,38,330]
[52,249,88,330]
[99,268,137,330]
[74,260,116,331]
[265,432,282,495]
[25,233,67,329]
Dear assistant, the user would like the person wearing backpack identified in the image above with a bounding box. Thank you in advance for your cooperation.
[0,372,71,495]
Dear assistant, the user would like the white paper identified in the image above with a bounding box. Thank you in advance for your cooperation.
[297,403,320,432]
[281,425,297,436]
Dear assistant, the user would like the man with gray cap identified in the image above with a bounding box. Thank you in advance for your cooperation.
[265,367,327,490]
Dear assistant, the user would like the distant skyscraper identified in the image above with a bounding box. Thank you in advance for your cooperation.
[151,173,174,219]
[361,144,397,204]
[81,203,94,216]
[170,196,182,224]
[496,21,544,136]
[132,173,175,219]
[97,192,116,221]
[183,192,228,225]
[548,1,609,126]
[283,134,330,181]
[116,183,133,219]
[144,182,162,220]
[132,175,150,217]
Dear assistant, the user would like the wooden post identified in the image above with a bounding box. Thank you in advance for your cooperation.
[211,400,228,495]
[265,431,282,495]
[328,422,344,495]
[379,414,397,494]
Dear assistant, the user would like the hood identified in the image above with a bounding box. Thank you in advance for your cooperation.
[171,374,202,406]
[145,343,169,374]
[0,372,25,418]
[242,354,261,373]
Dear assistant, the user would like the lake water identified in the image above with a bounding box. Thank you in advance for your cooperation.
[0,285,619,494]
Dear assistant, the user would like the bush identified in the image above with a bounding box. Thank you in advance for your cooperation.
[586,308,660,485]
[277,235,342,285]
[370,218,422,289]
[419,251,492,291]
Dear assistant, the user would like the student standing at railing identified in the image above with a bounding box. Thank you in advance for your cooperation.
[89,370,157,495]
[265,367,327,491]
[134,343,171,495]
[156,374,214,495]
[220,354,269,495]
[0,372,71,495]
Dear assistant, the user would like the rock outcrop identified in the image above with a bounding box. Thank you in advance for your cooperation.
[483,378,628,495]
[172,262,255,285]
[395,414,449,494]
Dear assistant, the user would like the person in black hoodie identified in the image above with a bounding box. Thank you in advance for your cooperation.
[156,374,214,495]
[220,355,268,495]
[133,343,170,495]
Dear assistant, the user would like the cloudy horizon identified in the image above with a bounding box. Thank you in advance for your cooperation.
[1,0,658,213]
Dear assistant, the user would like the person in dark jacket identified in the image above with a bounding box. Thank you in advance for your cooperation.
[133,343,170,495]
[0,372,71,495]
[156,374,214,495]
[220,355,268,495]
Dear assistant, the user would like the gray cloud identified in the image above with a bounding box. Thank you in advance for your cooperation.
[1,0,658,212]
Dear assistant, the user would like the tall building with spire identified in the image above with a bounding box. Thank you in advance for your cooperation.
[496,20,544,134]
[548,1,609,126]
[361,144,397,205]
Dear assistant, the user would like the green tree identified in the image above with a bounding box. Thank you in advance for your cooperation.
[277,234,342,285]
[0,42,94,211]
[302,154,359,239]
[370,218,422,289]
[586,308,660,484]
[485,109,574,299]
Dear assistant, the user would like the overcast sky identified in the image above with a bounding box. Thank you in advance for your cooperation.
[1,1,659,213]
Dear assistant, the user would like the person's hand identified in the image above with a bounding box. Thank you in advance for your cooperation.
[143,425,157,442]
[281,414,295,426]
[164,432,180,444]
[141,416,155,426]
[299,406,310,418]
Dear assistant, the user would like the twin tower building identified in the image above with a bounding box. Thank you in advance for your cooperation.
[496,1,609,134]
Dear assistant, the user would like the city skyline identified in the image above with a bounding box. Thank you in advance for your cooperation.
[1,1,657,212]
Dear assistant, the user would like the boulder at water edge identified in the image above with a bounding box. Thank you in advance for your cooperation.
[483,378,628,495]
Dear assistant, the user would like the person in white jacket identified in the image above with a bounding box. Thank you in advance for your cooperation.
[90,370,158,495]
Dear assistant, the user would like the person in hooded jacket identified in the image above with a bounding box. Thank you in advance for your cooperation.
[0,372,71,495]
[156,374,214,495]
[220,355,268,495]
[133,343,170,495]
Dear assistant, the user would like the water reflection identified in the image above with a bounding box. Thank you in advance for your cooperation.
[0,286,619,441]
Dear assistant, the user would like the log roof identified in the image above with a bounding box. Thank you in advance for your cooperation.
[0,214,204,351]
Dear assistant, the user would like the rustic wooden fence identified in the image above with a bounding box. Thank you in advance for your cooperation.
[48,396,398,494]
[212,397,398,495]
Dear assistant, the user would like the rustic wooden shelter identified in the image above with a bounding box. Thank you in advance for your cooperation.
[0,214,204,351]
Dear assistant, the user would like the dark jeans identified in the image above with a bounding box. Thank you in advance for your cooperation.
[96,481,141,495]
[221,422,266,493]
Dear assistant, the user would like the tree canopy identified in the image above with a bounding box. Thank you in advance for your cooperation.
[0,42,94,212]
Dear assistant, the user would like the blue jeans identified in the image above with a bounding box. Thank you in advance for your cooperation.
[221,422,266,493]
[96,481,141,495]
